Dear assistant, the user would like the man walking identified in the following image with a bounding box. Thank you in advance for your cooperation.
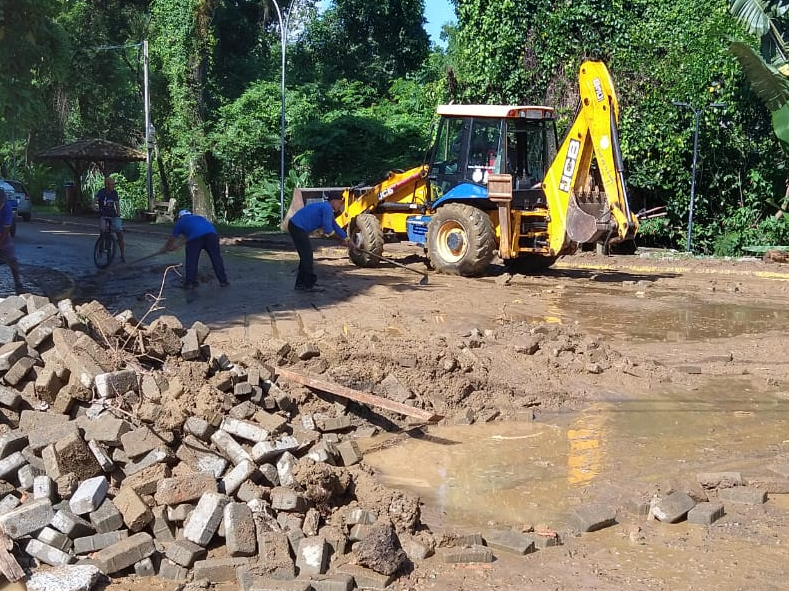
[162,210,229,289]
[0,184,23,294]
[287,195,353,291]
[95,176,126,263]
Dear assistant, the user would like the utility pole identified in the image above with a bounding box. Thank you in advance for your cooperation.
[270,0,300,224]
[672,101,725,252]
[143,40,154,212]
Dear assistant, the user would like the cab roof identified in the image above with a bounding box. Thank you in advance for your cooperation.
[436,105,554,119]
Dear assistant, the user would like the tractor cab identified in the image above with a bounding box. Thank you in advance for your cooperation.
[427,105,559,210]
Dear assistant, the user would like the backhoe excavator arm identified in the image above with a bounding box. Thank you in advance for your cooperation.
[542,61,638,255]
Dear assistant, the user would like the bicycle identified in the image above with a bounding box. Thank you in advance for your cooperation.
[94,217,117,268]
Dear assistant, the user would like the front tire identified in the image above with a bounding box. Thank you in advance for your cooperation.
[427,203,495,276]
[94,233,116,268]
[349,213,384,267]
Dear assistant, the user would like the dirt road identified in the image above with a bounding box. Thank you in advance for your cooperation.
[17,216,789,590]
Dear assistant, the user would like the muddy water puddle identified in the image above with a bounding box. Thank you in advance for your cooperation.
[364,377,789,532]
[499,286,789,342]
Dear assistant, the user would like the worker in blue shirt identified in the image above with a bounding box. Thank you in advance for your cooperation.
[161,209,229,289]
[288,196,354,291]
[0,190,23,294]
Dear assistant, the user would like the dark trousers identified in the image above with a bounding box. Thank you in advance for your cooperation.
[288,220,317,288]
[184,232,227,285]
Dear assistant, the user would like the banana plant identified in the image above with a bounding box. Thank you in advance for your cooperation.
[730,0,789,210]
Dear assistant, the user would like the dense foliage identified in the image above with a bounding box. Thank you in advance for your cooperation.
[2,0,789,253]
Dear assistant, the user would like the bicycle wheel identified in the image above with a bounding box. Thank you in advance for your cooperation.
[94,232,116,268]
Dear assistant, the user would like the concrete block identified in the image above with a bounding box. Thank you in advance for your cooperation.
[134,556,156,577]
[0,325,16,346]
[225,502,256,557]
[166,538,207,567]
[211,429,253,465]
[0,341,26,371]
[0,498,54,538]
[121,461,171,496]
[155,471,218,505]
[54,431,102,481]
[176,435,228,478]
[26,538,73,566]
[4,356,35,385]
[0,384,22,409]
[74,530,129,554]
[718,486,768,505]
[114,486,153,532]
[652,491,696,523]
[167,503,194,522]
[184,415,214,441]
[17,461,42,489]
[123,446,175,476]
[0,450,26,480]
[33,474,56,500]
[91,532,155,574]
[346,508,377,525]
[34,368,62,403]
[69,475,109,515]
[25,564,101,591]
[16,303,58,334]
[483,529,535,555]
[220,416,269,443]
[314,416,352,432]
[696,472,743,490]
[571,504,617,532]
[158,558,189,581]
[336,439,363,466]
[78,300,122,337]
[0,493,19,513]
[89,499,124,533]
[37,526,73,552]
[19,410,79,451]
[192,557,251,582]
[51,509,94,538]
[26,316,61,349]
[221,459,256,495]
[338,563,396,587]
[151,505,175,542]
[310,575,355,591]
[94,369,138,398]
[277,451,298,487]
[77,415,132,446]
[238,576,311,591]
[120,425,170,458]
[87,440,115,473]
[296,536,328,575]
[688,502,725,525]
[270,486,306,512]
[0,430,28,458]
[183,492,230,547]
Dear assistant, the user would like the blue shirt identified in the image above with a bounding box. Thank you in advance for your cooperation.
[0,201,12,228]
[172,214,217,241]
[96,188,119,218]
[290,201,347,239]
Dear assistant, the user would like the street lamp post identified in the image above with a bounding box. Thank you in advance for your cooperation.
[672,101,724,252]
[96,41,154,211]
[270,0,297,224]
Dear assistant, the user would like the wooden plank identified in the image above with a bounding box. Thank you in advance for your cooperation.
[276,367,442,424]
[0,525,24,582]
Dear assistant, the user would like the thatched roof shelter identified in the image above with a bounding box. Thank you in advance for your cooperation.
[35,139,146,213]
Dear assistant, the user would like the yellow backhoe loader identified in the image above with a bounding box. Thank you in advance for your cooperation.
[288,60,639,276]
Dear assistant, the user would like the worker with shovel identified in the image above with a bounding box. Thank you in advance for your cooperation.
[288,195,355,292]
[161,210,229,289]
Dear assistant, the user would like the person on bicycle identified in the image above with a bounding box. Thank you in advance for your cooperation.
[161,209,229,289]
[95,176,126,263]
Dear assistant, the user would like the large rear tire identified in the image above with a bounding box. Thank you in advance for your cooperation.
[427,203,495,276]
[504,255,558,274]
[349,213,384,267]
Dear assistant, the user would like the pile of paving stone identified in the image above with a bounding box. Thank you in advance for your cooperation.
[0,293,451,590]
